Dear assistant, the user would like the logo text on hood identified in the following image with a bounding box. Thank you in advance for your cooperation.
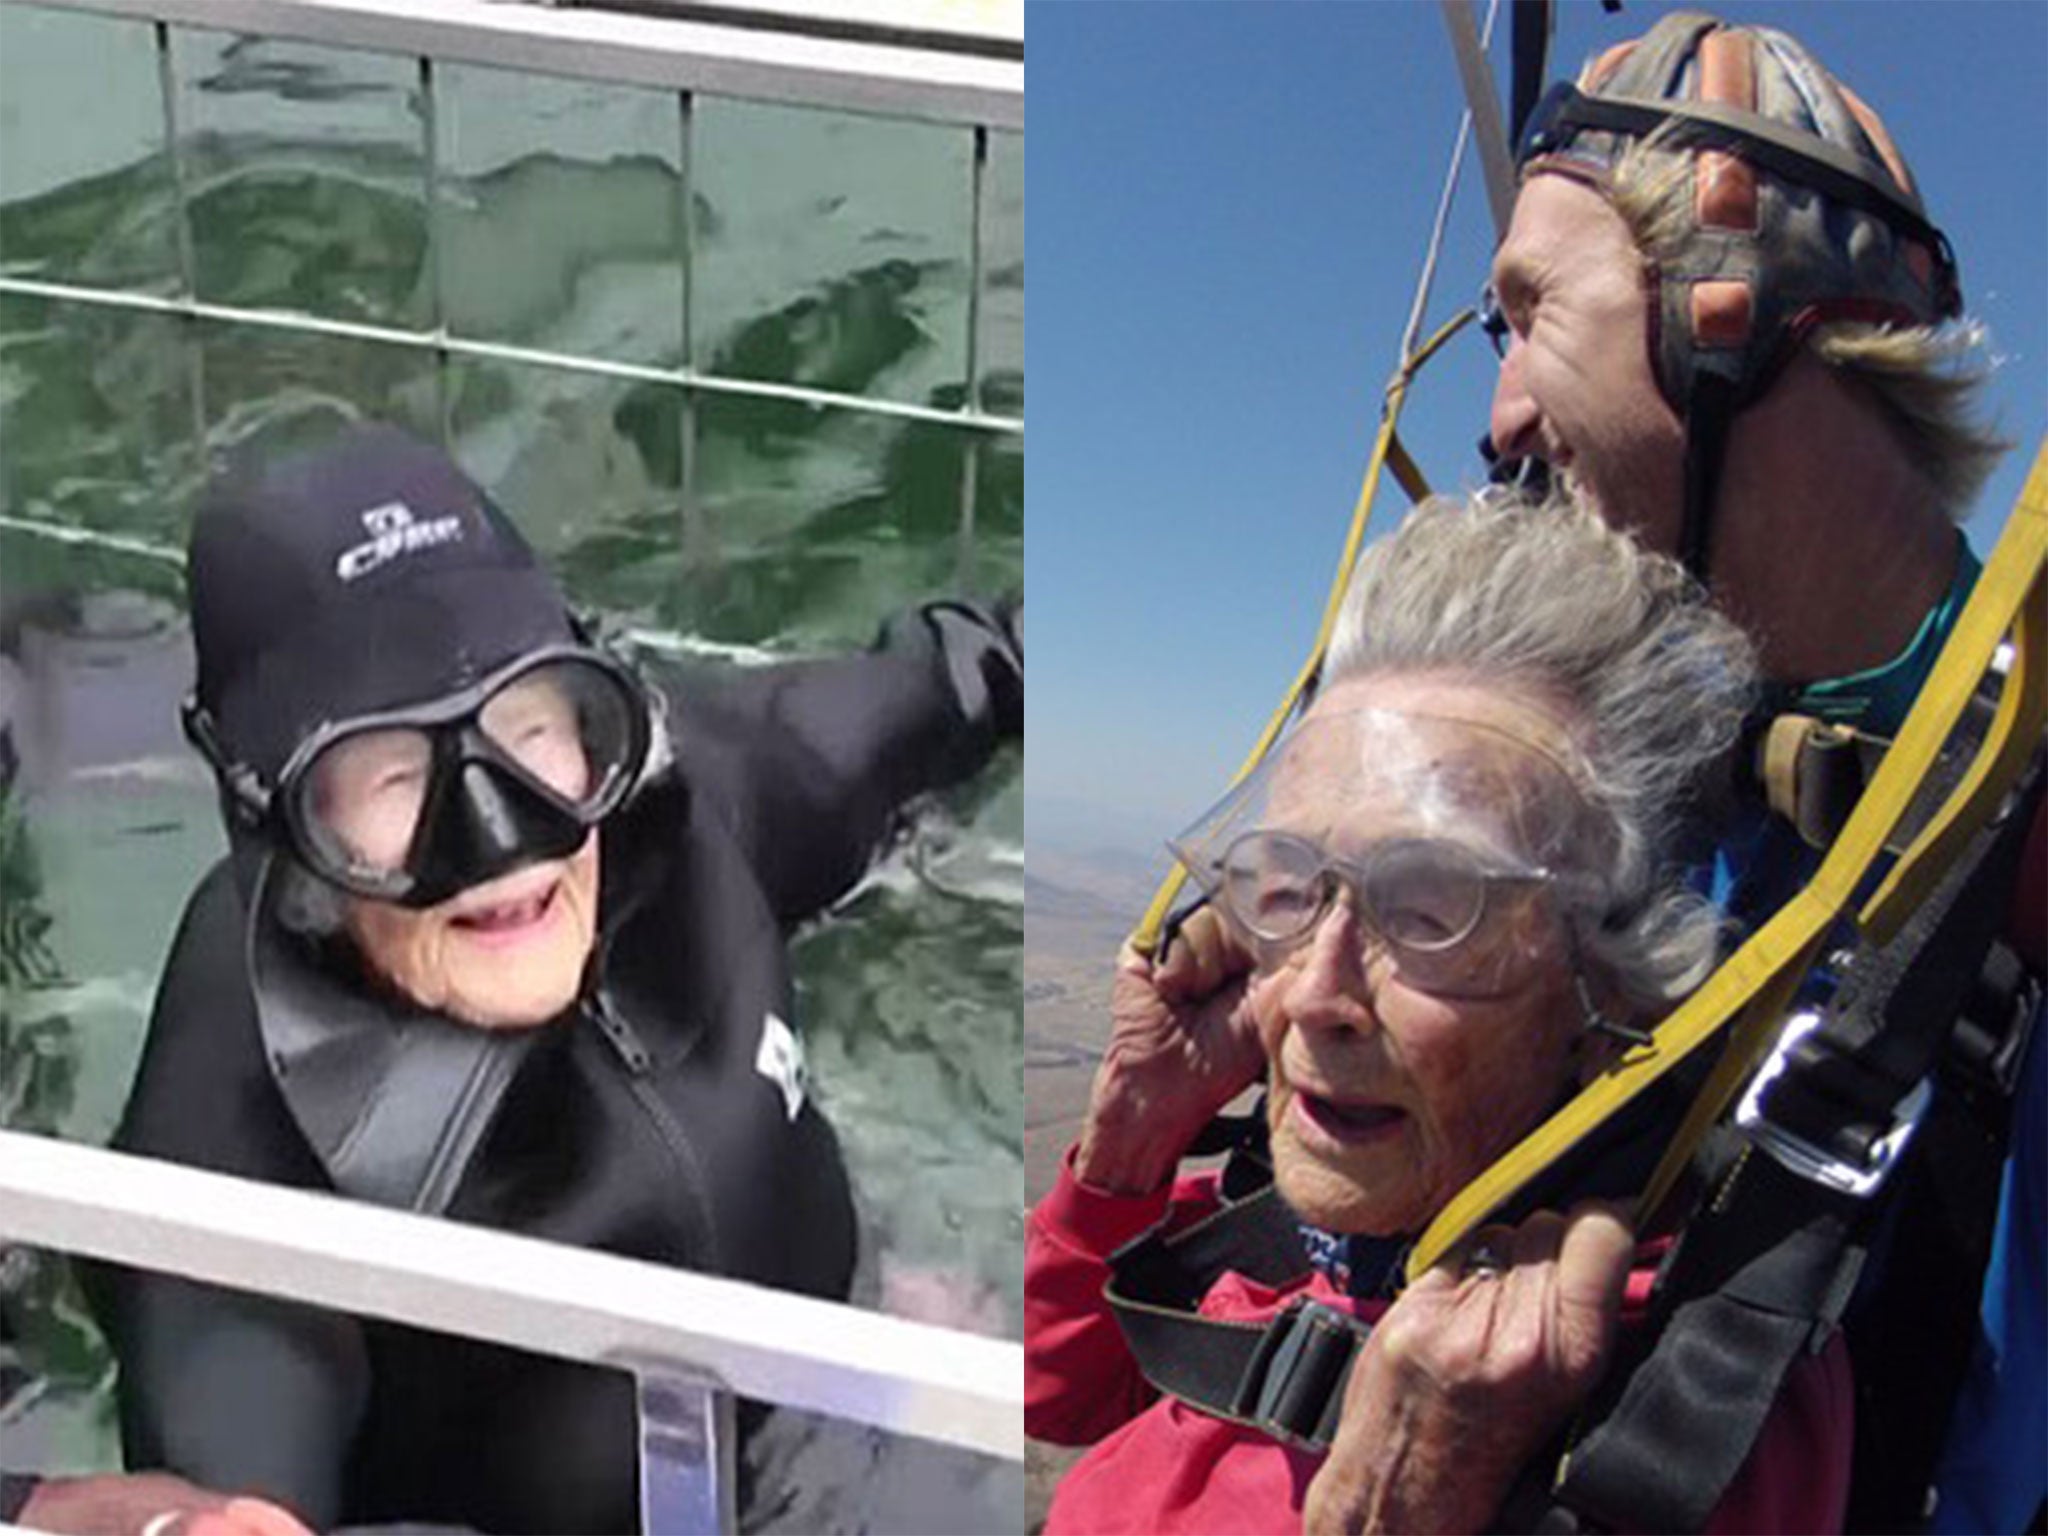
[337,501,465,582]
[755,1011,808,1122]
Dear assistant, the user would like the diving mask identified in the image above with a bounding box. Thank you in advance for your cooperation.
[185,644,652,907]
[1169,706,1606,998]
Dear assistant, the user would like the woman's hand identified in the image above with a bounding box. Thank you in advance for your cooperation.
[17,1473,315,1536]
[1073,905,1264,1194]
[1304,1202,1634,1535]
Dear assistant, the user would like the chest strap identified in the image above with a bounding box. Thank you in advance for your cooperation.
[1105,1184,1374,1452]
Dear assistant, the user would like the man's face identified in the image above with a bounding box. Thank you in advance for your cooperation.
[1488,173,1688,556]
[344,834,601,1028]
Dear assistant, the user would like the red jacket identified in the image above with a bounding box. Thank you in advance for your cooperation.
[1027,1154,1852,1535]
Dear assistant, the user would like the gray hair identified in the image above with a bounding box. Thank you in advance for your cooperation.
[1324,489,1757,1009]
[270,857,350,938]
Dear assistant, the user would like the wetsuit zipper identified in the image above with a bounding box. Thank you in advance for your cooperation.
[583,988,724,1271]
[588,987,653,1073]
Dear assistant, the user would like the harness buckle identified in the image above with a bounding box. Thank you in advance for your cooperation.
[1736,1010,1931,1199]
[1953,951,2042,1100]
[1228,1298,1367,1452]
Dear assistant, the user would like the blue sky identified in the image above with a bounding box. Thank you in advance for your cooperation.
[1026,1,2048,860]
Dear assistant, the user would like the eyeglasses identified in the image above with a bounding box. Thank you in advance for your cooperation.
[1476,282,1512,358]
[1202,830,1563,998]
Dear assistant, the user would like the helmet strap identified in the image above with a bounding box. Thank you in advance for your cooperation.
[1678,368,1741,584]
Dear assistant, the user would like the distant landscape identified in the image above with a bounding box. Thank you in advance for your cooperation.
[1022,825,1169,1205]
[1023,811,1172,1529]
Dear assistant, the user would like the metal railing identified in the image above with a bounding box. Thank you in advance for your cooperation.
[0,274,1020,436]
[0,1128,1022,1460]
[0,0,1021,579]
[25,0,1023,128]
[506,0,1022,65]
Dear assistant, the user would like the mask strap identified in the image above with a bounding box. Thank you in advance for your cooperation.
[180,694,273,827]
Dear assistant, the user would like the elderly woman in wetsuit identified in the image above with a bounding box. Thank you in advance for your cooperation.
[83,424,1020,1535]
[1025,493,1855,1534]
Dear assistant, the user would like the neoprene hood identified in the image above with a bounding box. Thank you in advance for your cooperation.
[187,423,577,784]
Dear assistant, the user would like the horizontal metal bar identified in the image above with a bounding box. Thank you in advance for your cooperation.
[0,277,1024,436]
[554,1,1022,60]
[15,0,1021,130]
[0,512,186,564]
[0,1128,1023,1460]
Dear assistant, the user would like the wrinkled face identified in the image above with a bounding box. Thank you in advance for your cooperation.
[1488,173,1687,557]
[1250,674,1591,1235]
[344,832,601,1028]
[312,670,604,1028]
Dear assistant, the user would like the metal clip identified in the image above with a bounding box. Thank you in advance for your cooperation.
[1228,1298,1366,1452]
[1735,1011,1931,1199]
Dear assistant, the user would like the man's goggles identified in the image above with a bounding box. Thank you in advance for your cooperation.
[185,645,652,907]
[1169,707,1602,999]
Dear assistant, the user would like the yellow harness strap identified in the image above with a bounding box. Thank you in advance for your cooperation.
[1410,437,2048,1279]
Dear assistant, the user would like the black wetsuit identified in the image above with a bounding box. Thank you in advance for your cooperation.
[85,617,1016,1533]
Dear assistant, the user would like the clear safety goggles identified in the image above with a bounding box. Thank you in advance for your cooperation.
[187,645,652,906]
[1169,707,1603,999]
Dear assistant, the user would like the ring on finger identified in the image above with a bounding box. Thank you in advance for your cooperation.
[1462,1241,1509,1279]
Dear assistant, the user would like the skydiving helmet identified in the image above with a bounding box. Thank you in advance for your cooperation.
[182,424,656,908]
[1503,11,1962,577]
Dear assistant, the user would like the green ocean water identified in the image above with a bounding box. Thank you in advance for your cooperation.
[0,5,1020,1529]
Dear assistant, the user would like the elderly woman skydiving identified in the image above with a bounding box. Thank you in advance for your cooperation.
[83,423,1021,1535]
[1026,492,1851,1534]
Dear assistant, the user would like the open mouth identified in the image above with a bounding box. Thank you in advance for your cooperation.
[1296,1092,1405,1145]
[451,882,559,941]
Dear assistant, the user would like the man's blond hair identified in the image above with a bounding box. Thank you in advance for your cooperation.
[1605,137,2009,517]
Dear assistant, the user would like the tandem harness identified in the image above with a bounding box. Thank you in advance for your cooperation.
[1527,746,2044,1534]
[1102,444,2048,1531]
[1102,753,2042,1506]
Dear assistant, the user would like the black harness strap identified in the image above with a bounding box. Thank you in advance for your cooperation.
[1509,1,1553,150]
[1106,1183,1373,1451]
[1552,1151,1869,1533]
[1103,1078,1696,1473]
[1744,687,2001,858]
[1540,751,2045,1533]
[1840,795,2043,1532]
[1841,1004,2024,1534]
